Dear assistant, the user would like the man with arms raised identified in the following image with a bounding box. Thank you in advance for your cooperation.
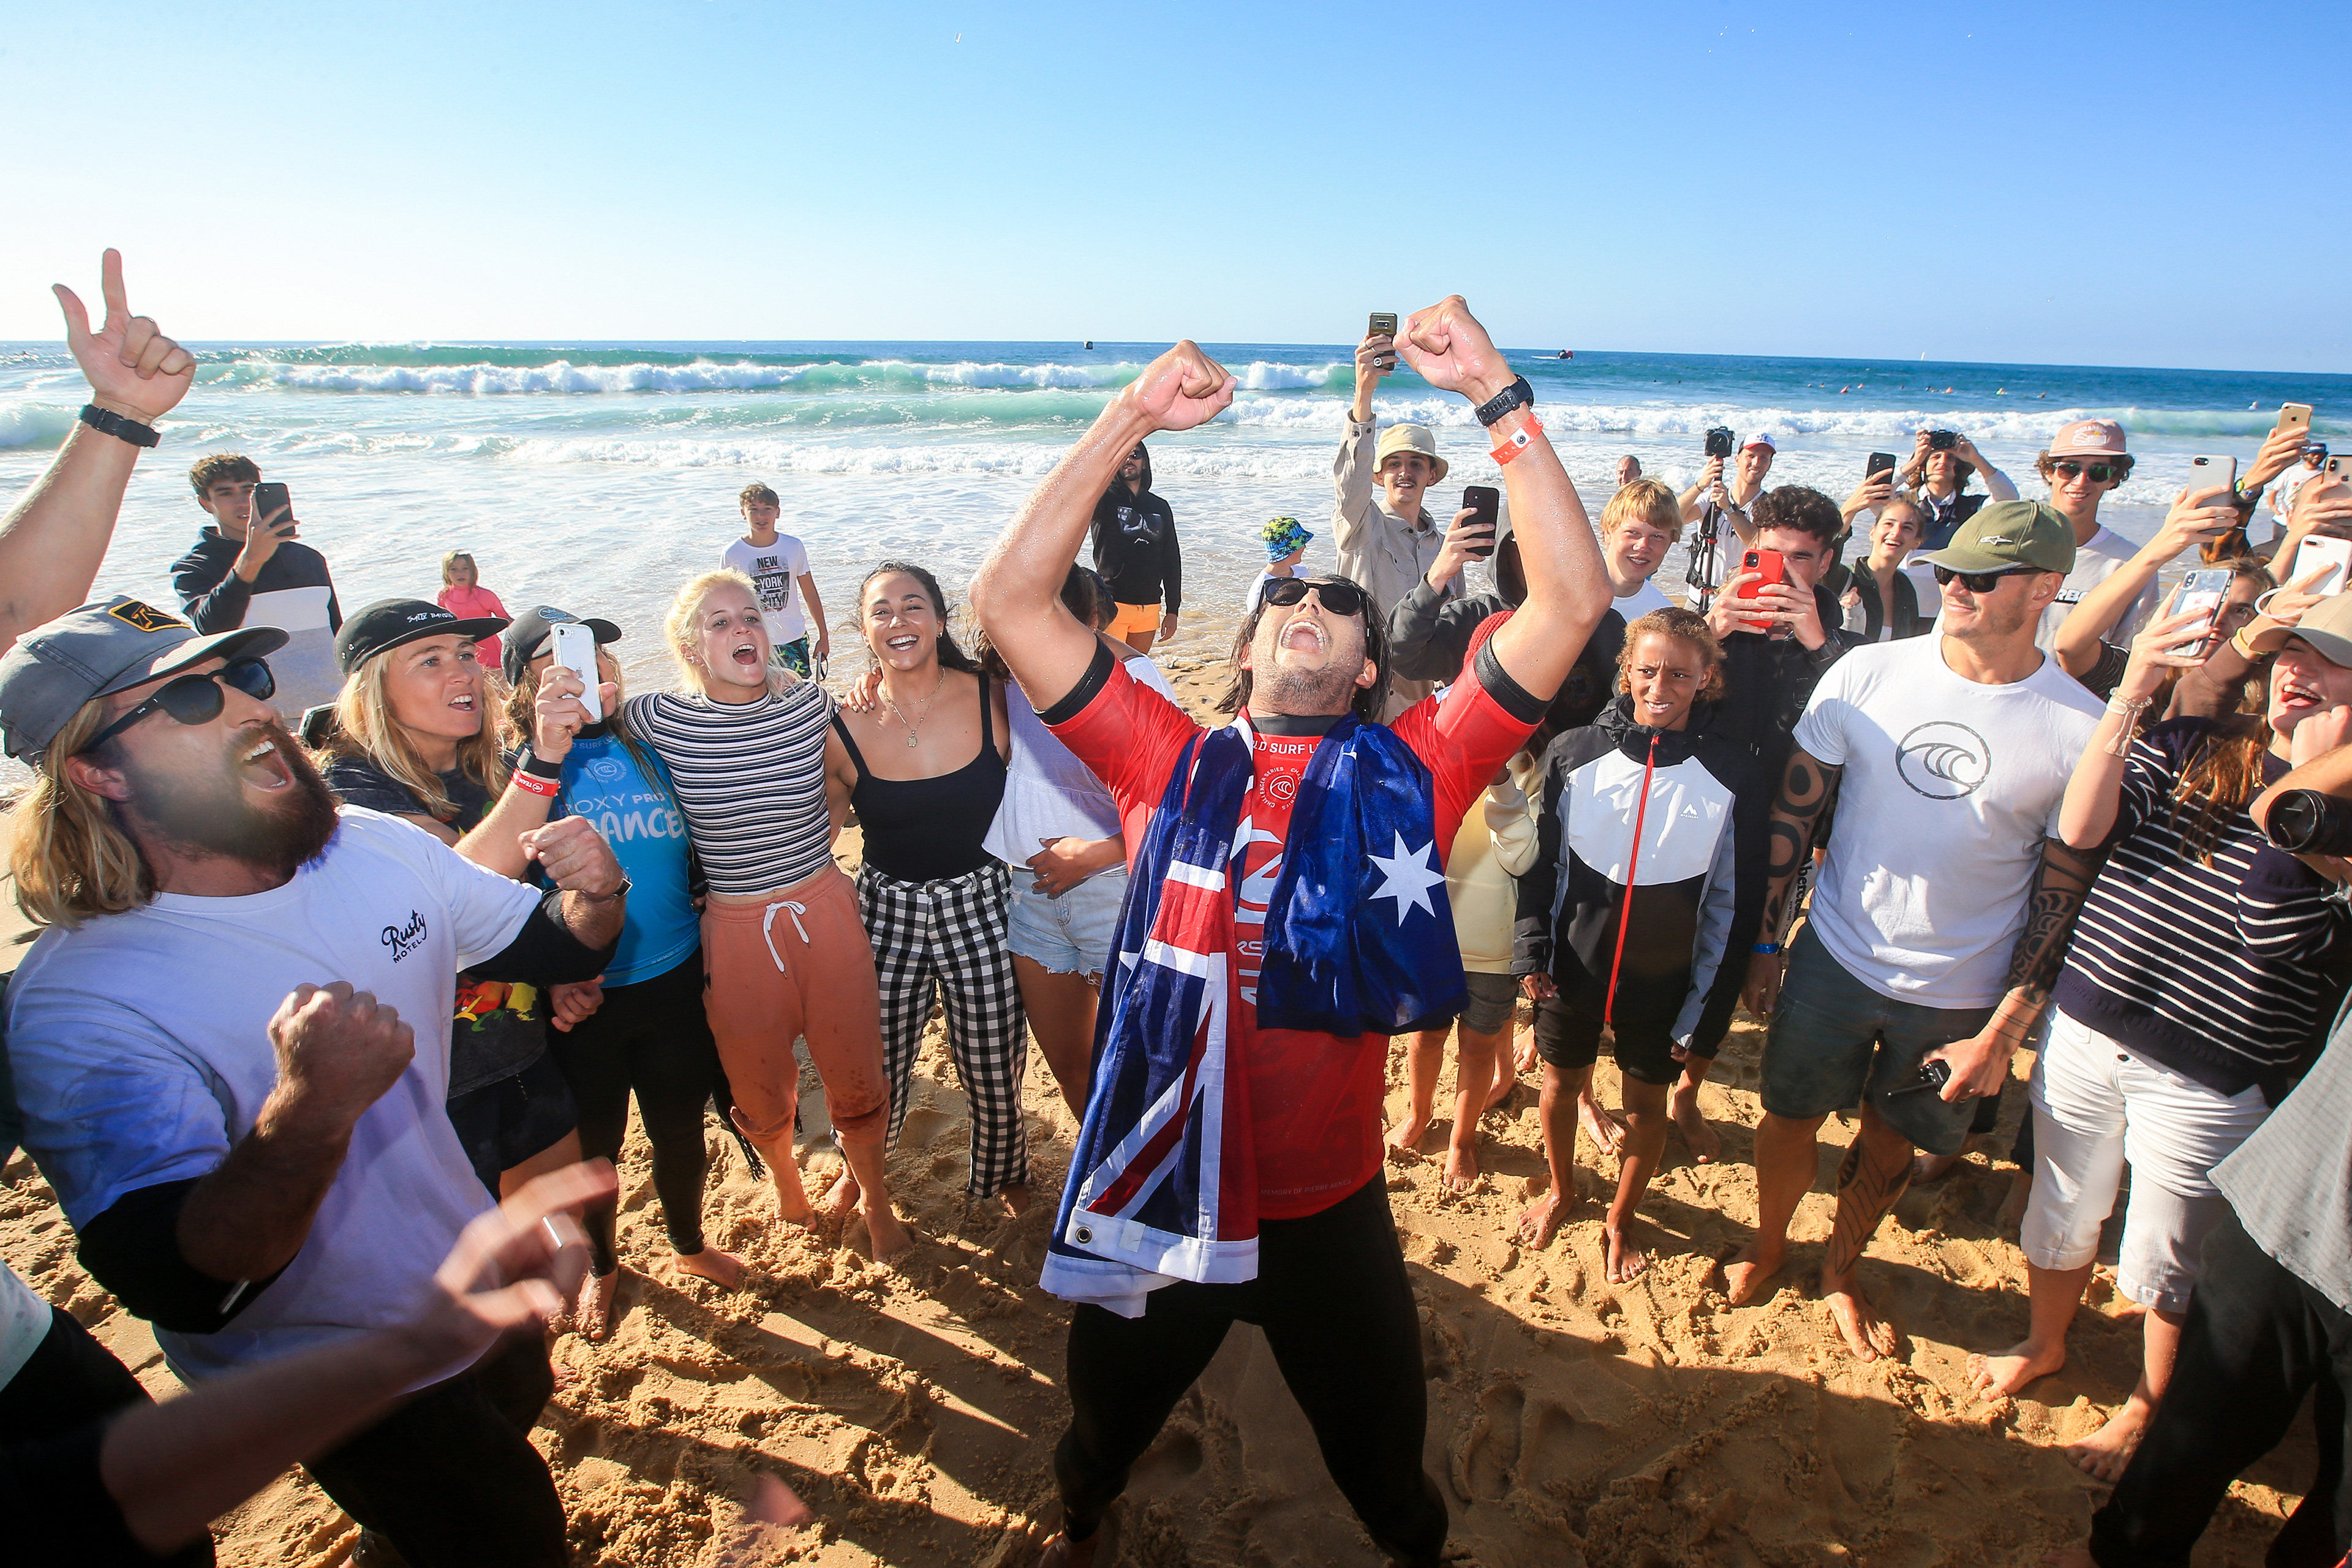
[971,298,1609,1567]
[1726,503,2104,1359]
[0,599,624,1566]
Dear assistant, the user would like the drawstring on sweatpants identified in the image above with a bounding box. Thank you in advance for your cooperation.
[1603,733,1661,1028]
[760,900,811,973]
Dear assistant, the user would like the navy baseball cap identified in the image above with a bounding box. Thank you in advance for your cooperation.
[501,605,622,685]
[335,598,510,675]
[0,595,287,760]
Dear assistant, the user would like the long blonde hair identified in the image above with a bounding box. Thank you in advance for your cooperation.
[665,569,761,696]
[8,700,154,929]
[313,646,510,820]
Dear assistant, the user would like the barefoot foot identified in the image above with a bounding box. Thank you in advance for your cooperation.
[1966,1337,2064,1400]
[1038,1529,1100,1568]
[573,1267,621,1343]
[1910,1148,1967,1185]
[1823,1281,1900,1361]
[1578,1091,1626,1158]
[2066,1400,2151,1482]
[1720,1239,1786,1305]
[1510,1028,1538,1078]
[1996,1165,2032,1232]
[1515,1189,1569,1248]
[863,1200,917,1264]
[1384,1115,1431,1156]
[1482,1068,1518,1115]
[1670,1082,1722,1163]
[673,1245,747,1291]
[1604,1223,1649,1284]
[817,1169,861,1227]
[1441,1144,1480,1193]
[997,1182,1032,1218]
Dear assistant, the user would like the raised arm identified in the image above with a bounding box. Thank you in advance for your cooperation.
[970,343,1235,707]
[0,252,195,652]
[1739,746,1843,1016]
[2052,484,2234,677]
[454,662,611,877]
[2059,592,2203,848]
[1924,837,2101,1100]
[1392,296,1607,702]
[1951,434,2018,502]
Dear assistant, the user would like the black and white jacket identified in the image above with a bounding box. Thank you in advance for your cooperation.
[1513,696,1771,1044]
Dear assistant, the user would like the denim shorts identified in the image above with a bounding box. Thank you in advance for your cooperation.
[1006,865,1129,978]
[1758,924,1994,1156]
[1454,971,1519,1035]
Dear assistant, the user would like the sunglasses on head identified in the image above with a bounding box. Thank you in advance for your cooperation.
[1932,565,2032,594]
[2051,459,2124,484]
[1260,576,1368,618]
[81,657,277,753]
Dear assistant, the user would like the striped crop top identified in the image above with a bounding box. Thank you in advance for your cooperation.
[625,684,837,897]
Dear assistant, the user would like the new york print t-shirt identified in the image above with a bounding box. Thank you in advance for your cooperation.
[722,533,811,644]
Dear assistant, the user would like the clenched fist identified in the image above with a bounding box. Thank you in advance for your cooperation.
[266,982,415,1134]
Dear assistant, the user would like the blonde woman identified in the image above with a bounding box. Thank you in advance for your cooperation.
[624,570,910,1261]
[312,597,585,1199]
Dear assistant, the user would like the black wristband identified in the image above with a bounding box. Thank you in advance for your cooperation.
[519,748,565,781]
[80,402,159,448]
[1473,376,1536,429]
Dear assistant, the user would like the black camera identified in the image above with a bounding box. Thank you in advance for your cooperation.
[1703,427,1736,460]
[1927,429,1958,451]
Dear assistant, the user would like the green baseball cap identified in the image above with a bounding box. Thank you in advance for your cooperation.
[1918,500,2078,576]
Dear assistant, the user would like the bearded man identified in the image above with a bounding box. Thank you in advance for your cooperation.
[0,596,624,1567]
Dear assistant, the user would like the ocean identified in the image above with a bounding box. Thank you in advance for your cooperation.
[2,338,2345,696]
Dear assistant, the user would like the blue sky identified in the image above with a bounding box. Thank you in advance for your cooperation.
[2,1,2343,371]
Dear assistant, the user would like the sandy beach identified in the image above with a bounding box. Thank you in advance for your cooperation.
[0,625,2323,1567]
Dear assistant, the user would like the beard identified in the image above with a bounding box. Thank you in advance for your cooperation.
[122,723,342,880]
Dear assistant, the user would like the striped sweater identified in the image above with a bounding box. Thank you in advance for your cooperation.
[2055,718,2348,1097]
[625,684,837,897]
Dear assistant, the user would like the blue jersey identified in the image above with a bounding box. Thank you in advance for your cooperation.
[554,732,698,987]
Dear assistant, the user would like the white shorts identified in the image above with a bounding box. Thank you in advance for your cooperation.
[2021,1008,2271,1313]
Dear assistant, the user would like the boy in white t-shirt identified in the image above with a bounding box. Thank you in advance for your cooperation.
[721,481,830,677]
[1722,503,2105,1363]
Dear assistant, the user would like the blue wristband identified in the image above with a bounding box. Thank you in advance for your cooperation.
[1752,941,1781,955]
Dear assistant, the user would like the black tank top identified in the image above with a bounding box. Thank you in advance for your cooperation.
[832,673,1008,882]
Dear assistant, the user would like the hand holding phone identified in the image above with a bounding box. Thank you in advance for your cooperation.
[548,622,603,723]
[2171,567,2236,655]
[1735,547,1788,635]
[1366,312,1398,371]
[1866,451,1898,480]
[249,480,295,538]
[1460,486,1499,559]
[2291,535,2352,598]
[2282,403,2315,435]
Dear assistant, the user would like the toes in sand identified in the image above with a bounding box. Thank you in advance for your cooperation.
[1603,1224,1649,1284]
[1515,1191,1569,1249]
[1442,1147,1480,1193]
[1671,1087,1722,1163]
[673,1246,747,1291]
[573,1267,621,1344]
[1385,1116,1430,1156]
[1824,1285,1899,1362]
[2065,1401,2150,1482]
[1578,1095,1626,1158]
[1720,1240,1784,1306]
[1966,1340,2063,1400]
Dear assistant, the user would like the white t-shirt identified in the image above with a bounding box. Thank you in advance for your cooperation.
[985,654,1178,865]
[722,533,812,644]
[2,809,541,1383]
[1614,578,1676,620]
[1792,636,2103,1007]
[2043,524,2157,650]
[0,1264,50,1390]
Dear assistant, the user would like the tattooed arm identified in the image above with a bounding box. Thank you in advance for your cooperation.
[1924,837,2102,1100]
[1739,747,1844,1018]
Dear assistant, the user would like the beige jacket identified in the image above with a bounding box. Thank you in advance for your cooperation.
[1449,753,1541,974]
[1334,416,1465,717]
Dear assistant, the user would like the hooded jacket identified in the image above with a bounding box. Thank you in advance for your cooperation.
[1089,448,1182,614]
[1513,695,1771,1044]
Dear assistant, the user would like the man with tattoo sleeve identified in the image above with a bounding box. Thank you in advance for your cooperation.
[1725,504,2104,1359]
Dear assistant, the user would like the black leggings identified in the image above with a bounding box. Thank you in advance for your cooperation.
[547,949,722,1273]
[1054,1176,1447,1566]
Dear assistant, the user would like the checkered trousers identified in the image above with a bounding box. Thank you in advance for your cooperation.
[855,859,1031,1198]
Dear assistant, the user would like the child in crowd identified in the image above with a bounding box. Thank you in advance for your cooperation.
[722,481,831,678]
[1243,515,1313,612]
[437,551,510,669]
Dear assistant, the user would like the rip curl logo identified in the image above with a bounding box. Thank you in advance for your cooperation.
[1896,721,1991,800]
[381,910,428,962]
[107,600,187,634]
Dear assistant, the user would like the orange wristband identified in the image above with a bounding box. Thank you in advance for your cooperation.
[1491,413,1545,466]
[508,771,558,797]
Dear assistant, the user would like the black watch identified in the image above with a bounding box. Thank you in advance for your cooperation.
[80,403,160,448]
[1472,375,1536,428]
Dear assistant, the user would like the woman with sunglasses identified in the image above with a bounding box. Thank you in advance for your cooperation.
[307,598,586,1199]
[827,561,1030,1213]
[1969,587,2352,1485]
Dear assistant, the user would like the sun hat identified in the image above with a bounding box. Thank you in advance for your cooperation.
[501,605,625,685]
[2051,418,2128,458]
[0,596,288,760]
[2288,594,2352,669]
[1918,500,2078,576]
[1373,424,1449,483]
[335,599,510,676]
[1262,516,1314,563]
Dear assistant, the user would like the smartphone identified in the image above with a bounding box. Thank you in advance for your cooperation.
[2292,535,2352,597]
[1737,547,1786,634]
[1927,429,1958,451]
[1866,451,1898,480]
[1888,1059,1951,1098]
[1460,486,1499,560]
[2282,402,2315,434]
[1367,312,1397,370]
[2189,454,2237,498]
[1704,426,1737,460]
[548,622,603,722]
[2331,456,2351,486]
[2174,567,2236,652]
[250,480,294,535]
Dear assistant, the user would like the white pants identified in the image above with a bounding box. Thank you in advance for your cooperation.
[2021,1008,2271,1313]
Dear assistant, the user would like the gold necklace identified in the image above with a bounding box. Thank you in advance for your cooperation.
[880,666,948,748]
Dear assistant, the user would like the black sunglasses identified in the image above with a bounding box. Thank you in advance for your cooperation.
[1261,576,1368,618]
[81,657,277,753]
[1932,565,2032,594]
[2050,459,2124,484]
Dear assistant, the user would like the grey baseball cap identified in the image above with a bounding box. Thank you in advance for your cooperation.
[0,595,287,760]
